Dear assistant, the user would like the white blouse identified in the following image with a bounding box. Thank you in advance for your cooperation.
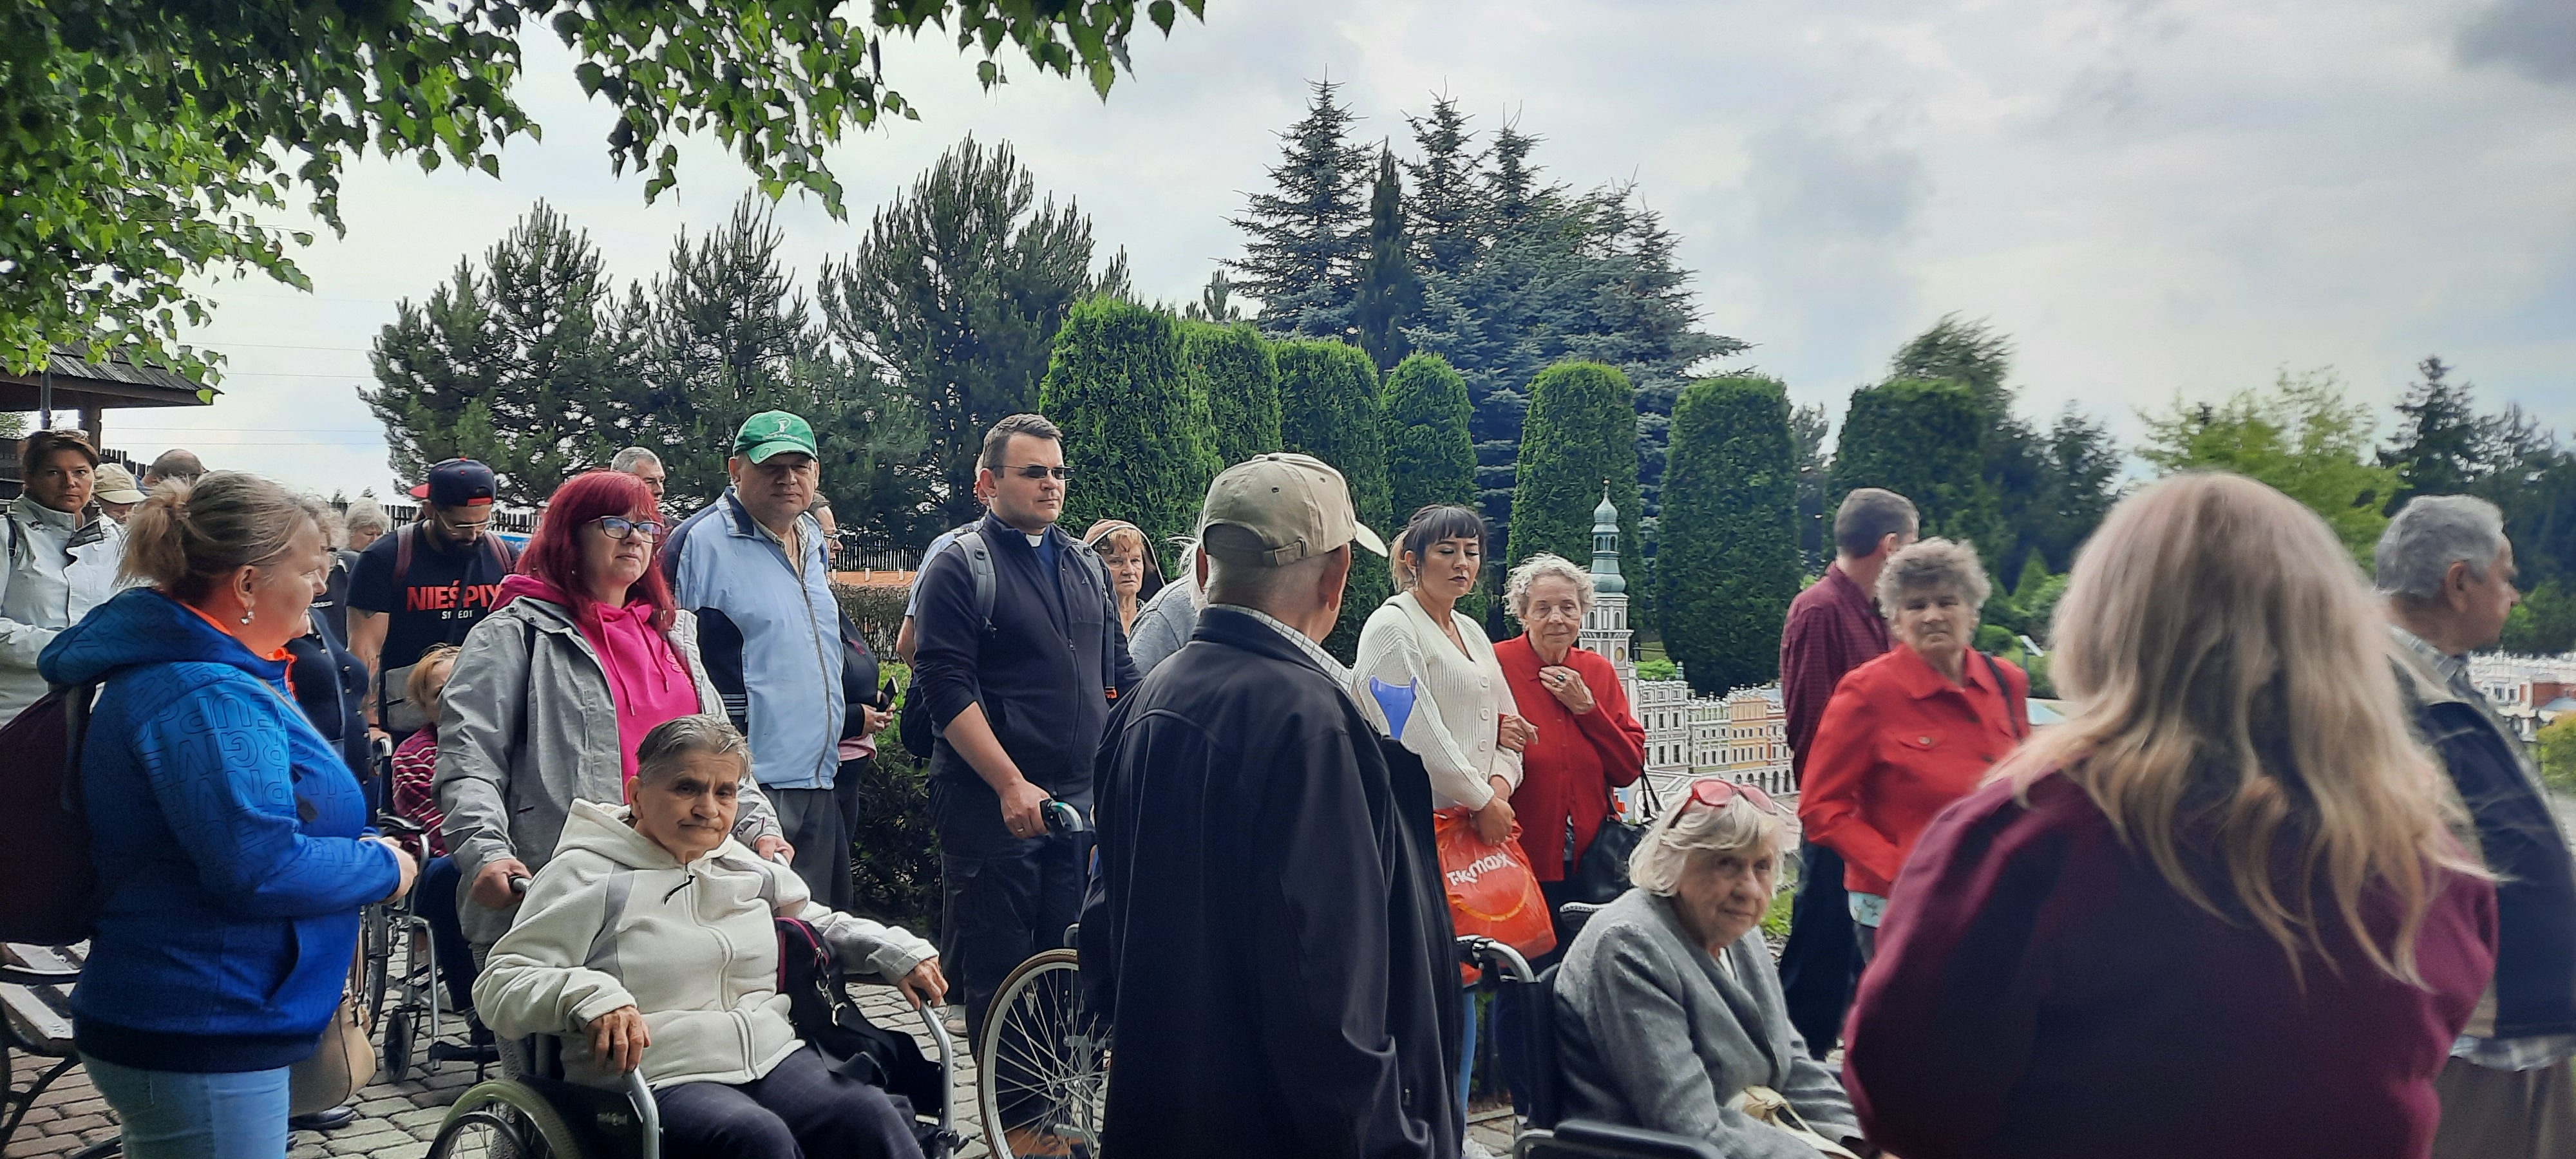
[1351,590,1524,811]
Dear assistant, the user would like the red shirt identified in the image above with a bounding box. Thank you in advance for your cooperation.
[1846,773,2498,1159]
[1779,564,1891,785]
[1797,643,2026,896]
[390,728,448,858]
[1494,637,1645,881]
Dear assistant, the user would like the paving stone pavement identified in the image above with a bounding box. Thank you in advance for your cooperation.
[4,982,996,1159]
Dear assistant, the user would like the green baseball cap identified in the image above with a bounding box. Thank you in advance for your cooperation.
[733,411,818,464]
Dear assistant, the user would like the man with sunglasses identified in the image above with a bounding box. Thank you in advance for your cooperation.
[911,413,1141,1053]
[349,458,520,744]
[663,411,851,901]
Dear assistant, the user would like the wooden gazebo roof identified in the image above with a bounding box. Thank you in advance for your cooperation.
[0,346,218,419]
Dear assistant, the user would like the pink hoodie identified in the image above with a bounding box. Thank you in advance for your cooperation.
[498,574,702,786]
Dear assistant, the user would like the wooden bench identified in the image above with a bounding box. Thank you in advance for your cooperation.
[2,942,88,1154]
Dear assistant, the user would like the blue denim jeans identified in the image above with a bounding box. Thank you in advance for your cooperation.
[82,1055,290,1159]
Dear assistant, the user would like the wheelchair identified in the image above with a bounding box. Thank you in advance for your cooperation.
[359,814,494,1083]
[974,800,1107,1159]
[1464,907,1728,1159]
[422,961,960,1159]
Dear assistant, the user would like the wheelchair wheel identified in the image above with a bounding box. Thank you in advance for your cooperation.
[427,1080,584,1159]
[359,904,393,1028]
[384,1008,430,1083]
[977,948,1109,1159]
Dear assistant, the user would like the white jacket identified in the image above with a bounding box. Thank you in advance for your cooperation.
[1351,590,1524,811]
[0,496,124,723]
[475,799,937,1090]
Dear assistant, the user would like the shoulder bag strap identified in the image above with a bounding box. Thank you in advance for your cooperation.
[1982,652,2027,739]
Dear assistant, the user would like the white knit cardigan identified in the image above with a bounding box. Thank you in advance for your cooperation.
[1351,590,1524,810]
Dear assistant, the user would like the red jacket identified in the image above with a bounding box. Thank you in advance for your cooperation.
[1846,773,2497,1159]
[1494,637,1645,881]
[1797,644,2025,896]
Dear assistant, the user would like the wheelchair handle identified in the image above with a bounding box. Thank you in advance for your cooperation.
[1042,799,1087,836]
[623,1068,661,1159]
[508,875,531,896]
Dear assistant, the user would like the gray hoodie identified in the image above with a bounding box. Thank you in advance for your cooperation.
[475,799,935,1090]
[435,594,780,945]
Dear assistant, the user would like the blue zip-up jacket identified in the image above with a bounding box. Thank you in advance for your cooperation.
[664,489,844,790]
[40,588,401,1073]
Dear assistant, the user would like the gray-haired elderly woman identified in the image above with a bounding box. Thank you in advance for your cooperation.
[1796,538,2027,961]
[1497,553,1646,930]
[1555,782,1871,1156]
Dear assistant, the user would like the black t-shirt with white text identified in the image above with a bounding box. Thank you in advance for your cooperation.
[347,525,516,675]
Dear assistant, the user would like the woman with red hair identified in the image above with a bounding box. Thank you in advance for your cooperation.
[434,470,791,953]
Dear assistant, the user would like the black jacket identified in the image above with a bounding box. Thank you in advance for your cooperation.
[1081,607,1462,1159]
[2394,647,2576,1040]
[913,514,1139,847]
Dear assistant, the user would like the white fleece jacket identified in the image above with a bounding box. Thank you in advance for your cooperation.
[474,798,937,1090]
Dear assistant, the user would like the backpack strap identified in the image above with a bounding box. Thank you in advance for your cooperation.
[393,521,419,590]
[61,682,97,815]
[1982,652,2028,740]
[954,529,998,634]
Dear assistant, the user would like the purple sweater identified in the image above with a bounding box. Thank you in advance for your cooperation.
[1845,773,2497,1159]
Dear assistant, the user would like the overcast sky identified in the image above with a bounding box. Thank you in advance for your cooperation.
[114,0,2576,502]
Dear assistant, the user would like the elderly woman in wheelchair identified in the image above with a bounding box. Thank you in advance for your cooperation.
[1552,780,1875,1158]
[471,715,948,1159]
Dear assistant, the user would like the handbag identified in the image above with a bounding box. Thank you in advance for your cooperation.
[1730,1084,1866,1158]
[1434,810,1555,982]
[1566,773,1663,905]
[289,945,379,1115]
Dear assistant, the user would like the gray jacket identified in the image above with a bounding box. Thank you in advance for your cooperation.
[1556,889,1860,1156]
[0,496,124,722]
[1126,579,1200,675]
[434,594,781,945]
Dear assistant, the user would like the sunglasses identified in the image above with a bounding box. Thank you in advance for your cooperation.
[1005,464,1075,481]
[593,516,666,541]
[1683,777,1785,818]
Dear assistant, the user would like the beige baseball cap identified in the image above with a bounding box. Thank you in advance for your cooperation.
[93,462,146,505]
[1198,453,1389,566]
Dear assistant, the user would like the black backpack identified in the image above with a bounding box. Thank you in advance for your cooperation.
[0,682,102,944]
[773,918,954,1156]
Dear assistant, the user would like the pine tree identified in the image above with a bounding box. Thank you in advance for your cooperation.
[1182,269,1245,323]
[1509,362,1643,588]
[1350,147,1421,372]
[1227,80,1367,339]
[1276,338,1391,657]
[1184,320,1281,464]
[2380,355,2485,506]
[365,201,643,507]
[817,138,1124,542]
[1402,97,1484,280]
[1658,375,1800,695]
[1830,379,1995,550]
[1041,299,1220,549]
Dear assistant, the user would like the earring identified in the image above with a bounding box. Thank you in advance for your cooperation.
[240,607,254,625]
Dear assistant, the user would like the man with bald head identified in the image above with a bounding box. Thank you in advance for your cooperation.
[139,448,205,490]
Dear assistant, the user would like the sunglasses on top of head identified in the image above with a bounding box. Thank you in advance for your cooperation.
[1682,777,1785,817]
[592,516,666,541]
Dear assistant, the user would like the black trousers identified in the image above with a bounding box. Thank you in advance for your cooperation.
[772,786,853,910]
[1777,839,1861,1059]
[937,832,1085,1042]
[656,1044,921,1159]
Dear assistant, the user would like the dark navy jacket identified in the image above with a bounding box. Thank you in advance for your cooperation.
[911,513,1138,851]
[2394,645,2576,1041]
[41,589,401,1072]
[1081,607,1463,1159]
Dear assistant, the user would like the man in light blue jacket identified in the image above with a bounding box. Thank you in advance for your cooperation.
[665,411,847,899]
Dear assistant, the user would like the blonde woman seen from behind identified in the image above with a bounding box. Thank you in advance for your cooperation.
[1842,473,2498,1159]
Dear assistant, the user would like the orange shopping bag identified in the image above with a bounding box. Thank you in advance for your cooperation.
[1435,807,1556,983]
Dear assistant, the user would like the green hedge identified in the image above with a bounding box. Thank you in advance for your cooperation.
[1657,375,1800,695]
[1186,319,1283,466]
[1277,338,1394,659]
[1043,298,1222,550]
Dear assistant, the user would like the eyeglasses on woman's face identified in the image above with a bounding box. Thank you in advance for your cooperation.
[592,515,666,541]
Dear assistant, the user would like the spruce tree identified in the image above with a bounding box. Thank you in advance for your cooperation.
[2380,355,2485,506]
[1227,80,1367,339]
[365,201,642,507]
[1350,147,1421,372]
[1402,97,1484,280]
[1041,299,1220,549]
[1183,320,1282,464]
[1276,338,1392,657]
[817,137,1124,541]
[1508,362,1643,588]
[2032,407,2121,570]
[1831,378,2002,552]
[1658,374,1800,695]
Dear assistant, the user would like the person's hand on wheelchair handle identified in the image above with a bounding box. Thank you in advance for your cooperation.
[374,837,420,903]
[896,958,948,1011]
[471,857,533,909]
[589,1005,651,1073]
[753,834,795,863]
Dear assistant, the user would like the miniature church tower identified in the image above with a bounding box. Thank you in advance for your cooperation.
[1581,485,1638,707]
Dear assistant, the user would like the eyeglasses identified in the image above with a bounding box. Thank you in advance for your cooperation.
[1683,778,1784,817]
[1006,464,1075,481]
[594,516,666,541]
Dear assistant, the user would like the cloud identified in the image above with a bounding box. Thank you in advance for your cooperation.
[2459,0,2576,86]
